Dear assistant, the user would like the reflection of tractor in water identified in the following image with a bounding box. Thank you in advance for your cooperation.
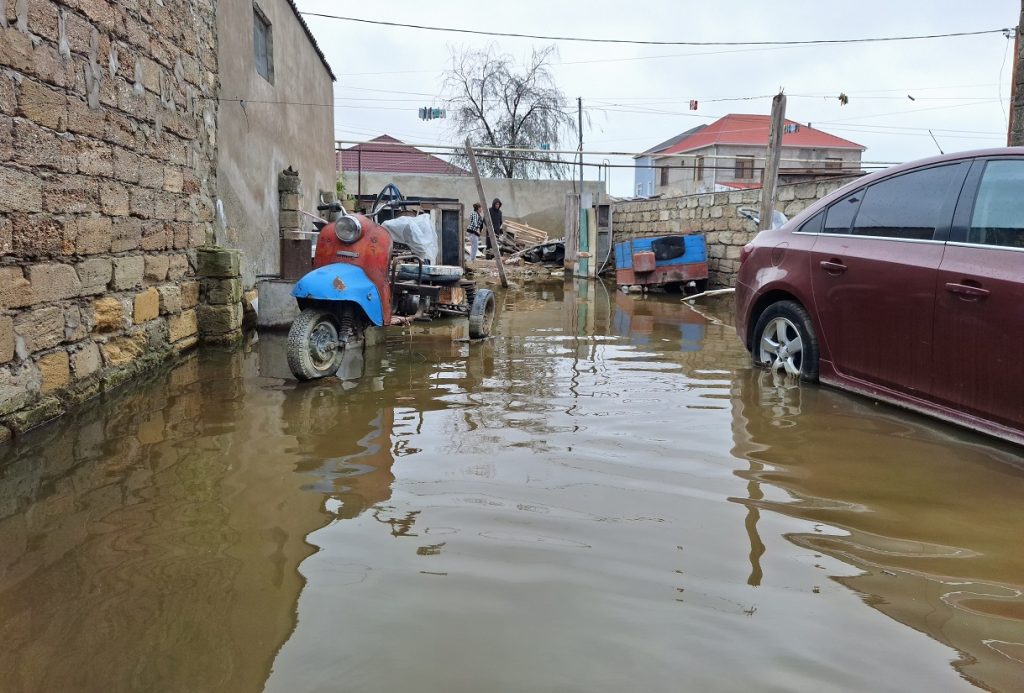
[287,185,497,380]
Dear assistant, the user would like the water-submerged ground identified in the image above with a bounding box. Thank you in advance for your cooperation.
[1,279,1022,692]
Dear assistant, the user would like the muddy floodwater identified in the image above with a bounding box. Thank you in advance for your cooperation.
[1,279,1023,692]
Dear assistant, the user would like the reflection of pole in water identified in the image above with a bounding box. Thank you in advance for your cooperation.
[744,463,766,587]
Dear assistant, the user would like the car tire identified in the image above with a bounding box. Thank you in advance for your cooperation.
[468,288,496,339]
[752,300,819,381]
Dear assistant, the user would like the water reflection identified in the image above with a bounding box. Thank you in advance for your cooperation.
[0,351,328,692]
[730,369,1024,691]
[0,280,1021,692]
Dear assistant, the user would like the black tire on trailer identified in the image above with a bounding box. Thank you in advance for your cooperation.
[287,308,347,380]
[468,288,496,340]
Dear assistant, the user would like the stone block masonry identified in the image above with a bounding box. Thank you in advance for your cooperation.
[0,0,219,437]
[611,178,858,287]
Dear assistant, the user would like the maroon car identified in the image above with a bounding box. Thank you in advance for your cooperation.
[736,148,1024,446]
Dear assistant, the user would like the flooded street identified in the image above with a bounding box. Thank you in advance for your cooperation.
[1,279,1023,692]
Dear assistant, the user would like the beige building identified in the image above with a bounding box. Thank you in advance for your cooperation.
[635,114,864,198]
[216,0,336,288]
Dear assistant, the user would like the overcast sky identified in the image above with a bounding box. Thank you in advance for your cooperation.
[297,0,1019,196]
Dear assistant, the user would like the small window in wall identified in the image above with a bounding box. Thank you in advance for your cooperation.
[660,166,669,186]
[254,3,274,83]
[825,157,843,170]
[694,156,704,181]
[735,156,755,179]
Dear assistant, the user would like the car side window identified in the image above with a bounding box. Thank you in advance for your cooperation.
[851,164,963,240]
[967,160,1024,248]
[795,210,824,234]
[823,194,860,234]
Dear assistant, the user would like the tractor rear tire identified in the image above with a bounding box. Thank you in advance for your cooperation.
[468,288,496,340]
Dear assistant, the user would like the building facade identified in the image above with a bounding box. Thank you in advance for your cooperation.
[635,115,864,198]
[216,0,336,288]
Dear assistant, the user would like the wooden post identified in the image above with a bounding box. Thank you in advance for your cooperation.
[758,92,787,231]
[464,139,508,288]
[1009,4,1024,146]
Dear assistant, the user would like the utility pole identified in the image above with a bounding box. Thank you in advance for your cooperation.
[577,97,584,194]
[758,91,786,231]
[1009,3,1024,146]
[464,139,508,288]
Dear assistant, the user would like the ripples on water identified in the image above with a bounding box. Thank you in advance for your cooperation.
[0,278,1022,692]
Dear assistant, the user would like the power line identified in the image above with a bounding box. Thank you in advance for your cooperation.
[300,12,1012,47]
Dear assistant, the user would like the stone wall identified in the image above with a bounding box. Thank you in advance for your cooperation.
[0,0,218,437]
[612,177,859,286]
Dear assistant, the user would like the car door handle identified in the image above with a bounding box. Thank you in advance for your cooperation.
[945,282,990,299]
[819,260,847,274]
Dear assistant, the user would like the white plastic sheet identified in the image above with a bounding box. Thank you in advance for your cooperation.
[382,214,438,263]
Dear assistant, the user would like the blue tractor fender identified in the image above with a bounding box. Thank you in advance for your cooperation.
[291,264,384,326]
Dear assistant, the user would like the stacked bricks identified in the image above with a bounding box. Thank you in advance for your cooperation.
[197,246,243,344]
[278,167,311,280]
[611,178,856,287]
[0,0,218,437]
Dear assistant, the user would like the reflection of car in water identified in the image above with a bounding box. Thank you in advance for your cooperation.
[729,368,1024,692]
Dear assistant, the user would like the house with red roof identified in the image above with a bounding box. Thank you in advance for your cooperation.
[337,135,469,176]
[634,114,865,198]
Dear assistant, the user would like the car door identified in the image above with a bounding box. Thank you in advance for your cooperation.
[809,162,969,395]
[931,157,1024,430]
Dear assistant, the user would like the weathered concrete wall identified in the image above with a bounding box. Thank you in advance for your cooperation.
[216,0,335,288]
[0,0,218,437]
[342,171,605,236]
[613,177,859,286]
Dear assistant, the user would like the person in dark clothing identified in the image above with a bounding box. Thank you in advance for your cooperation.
[486,198,503,252]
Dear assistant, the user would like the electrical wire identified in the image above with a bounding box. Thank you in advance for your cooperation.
[299,12,1011,47]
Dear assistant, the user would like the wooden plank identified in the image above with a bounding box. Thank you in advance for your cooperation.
[464,139,508,288]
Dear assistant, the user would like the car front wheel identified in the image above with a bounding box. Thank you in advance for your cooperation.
[752,300,819,381]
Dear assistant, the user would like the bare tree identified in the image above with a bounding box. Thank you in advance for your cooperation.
[444,44,576,179]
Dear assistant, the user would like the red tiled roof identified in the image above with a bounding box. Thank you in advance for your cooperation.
[658,114,864,156]
[337,135,469,176]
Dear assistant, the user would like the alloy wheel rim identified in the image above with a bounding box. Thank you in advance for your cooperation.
[758,317,804,376]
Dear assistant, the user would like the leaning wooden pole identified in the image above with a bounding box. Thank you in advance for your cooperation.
[758,92,787,231]
[1009,3,1024,146]
[464,139,508,288]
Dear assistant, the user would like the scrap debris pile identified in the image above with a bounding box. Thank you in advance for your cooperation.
[494,220,565,267]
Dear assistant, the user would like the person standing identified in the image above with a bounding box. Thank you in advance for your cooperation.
[466,202,483,263]
[487,197,503,253]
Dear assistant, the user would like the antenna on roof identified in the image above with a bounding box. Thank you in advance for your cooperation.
[927,130,944,155]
